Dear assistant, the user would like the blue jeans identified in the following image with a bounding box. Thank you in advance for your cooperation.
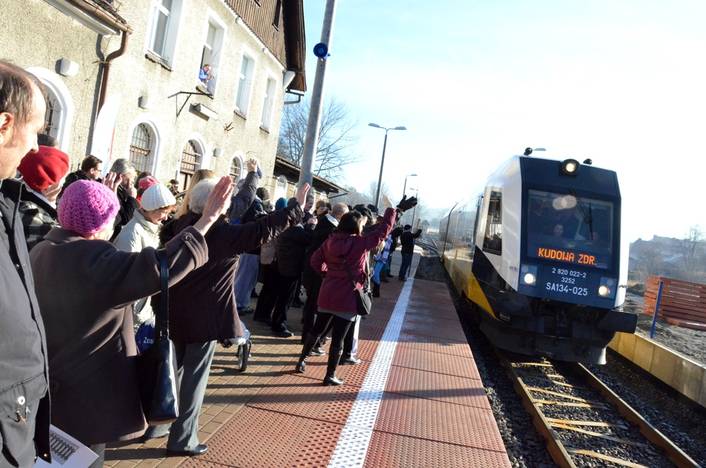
[372,260,386,285]
[399,253,413,279]
[234,253,259,309]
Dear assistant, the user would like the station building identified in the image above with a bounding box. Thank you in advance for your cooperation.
[1,0,307,195]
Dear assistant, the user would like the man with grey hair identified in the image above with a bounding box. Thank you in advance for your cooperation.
[0,60,52,466]
[108,158,138,241]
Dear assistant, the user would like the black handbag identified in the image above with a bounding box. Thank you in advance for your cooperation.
[342,244,373,316]
[136,251,179,425]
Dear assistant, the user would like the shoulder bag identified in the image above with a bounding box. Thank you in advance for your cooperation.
[341,241,373,316]
[136,251,179,425]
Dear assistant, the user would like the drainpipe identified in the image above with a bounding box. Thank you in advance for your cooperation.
[97,31,130,113]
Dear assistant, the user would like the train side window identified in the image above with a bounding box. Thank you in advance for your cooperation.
[483,191,502,255]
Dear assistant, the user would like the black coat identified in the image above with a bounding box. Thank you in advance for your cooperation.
[302,215,337,288]
[0,180,51,466]
[162,199,303,343]
[111,185,138,241]
[228,171,258,223]
[240,197,268,255]
[59,170,89,198]
[400,229,422,254]
[276,224,313,278]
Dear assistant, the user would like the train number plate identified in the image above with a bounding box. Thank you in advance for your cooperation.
[544,267,588,297]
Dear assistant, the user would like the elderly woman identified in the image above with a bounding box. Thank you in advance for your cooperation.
[176,169,215,218]
[114,182,176,324]
[29,175,233,466]
[154,179,310,456]
[296,196,417,386]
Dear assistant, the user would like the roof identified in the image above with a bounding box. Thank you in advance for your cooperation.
[274,156,345,195]
[223,0,306,93]
[281,0,306,92]
[65,0,131,33]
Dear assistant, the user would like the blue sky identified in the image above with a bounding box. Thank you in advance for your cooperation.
[302,0,706,242]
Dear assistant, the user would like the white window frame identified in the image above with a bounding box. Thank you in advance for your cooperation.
[197,11,228,95]
[260,76,277,130]
[230,153,244,181]
[27,67,74,153]
[235,52,256,116]
[146,0,184,65]
[126,118,161,175]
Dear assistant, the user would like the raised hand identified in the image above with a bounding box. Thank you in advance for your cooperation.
[102,172,120,192]
[42,181,62,203]
[295,183,311,207]
[397,195,418,212]
[203,176,234,221]
[246,158,258,173]
[192,176,234,236]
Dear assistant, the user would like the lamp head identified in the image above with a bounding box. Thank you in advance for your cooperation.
[368,123,382,129]
[393,126,407,131]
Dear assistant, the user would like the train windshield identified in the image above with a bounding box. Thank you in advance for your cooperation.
[526,189,614,269]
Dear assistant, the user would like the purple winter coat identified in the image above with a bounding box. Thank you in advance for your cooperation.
[311,207,396,316]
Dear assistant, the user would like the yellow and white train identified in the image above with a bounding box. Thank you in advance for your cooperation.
[441,153,636,364]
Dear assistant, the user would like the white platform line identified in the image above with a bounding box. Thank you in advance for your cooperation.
[327,259,418,468]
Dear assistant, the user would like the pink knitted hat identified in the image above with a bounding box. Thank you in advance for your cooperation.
[58,180,120,237]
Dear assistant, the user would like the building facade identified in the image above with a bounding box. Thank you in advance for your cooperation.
[0,0,306,190]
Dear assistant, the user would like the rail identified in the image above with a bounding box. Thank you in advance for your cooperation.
[499,353,699,468]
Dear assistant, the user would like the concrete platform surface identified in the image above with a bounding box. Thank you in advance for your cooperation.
[105,254,510,467]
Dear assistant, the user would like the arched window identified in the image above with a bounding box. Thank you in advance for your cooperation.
[179,140,203,190]
[230,157,242,181]
[274,175,288,201]
[129,124,155,174]
[43,91,60,141]
[28,67,74,152]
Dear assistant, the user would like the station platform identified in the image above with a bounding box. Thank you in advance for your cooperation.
[105,254,511,467]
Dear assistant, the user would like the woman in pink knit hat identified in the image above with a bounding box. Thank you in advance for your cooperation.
[29,174,233,466]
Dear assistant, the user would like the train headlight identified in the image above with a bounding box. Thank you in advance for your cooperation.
[520,264,538,286]
[598,277,617,298]
[560,159,580,176]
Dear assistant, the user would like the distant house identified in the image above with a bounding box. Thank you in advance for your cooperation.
[629,235,706,283]
[4,0,306,189]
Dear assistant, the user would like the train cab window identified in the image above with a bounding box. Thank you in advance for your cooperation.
[482,191,502,255]
[526,189,614,269]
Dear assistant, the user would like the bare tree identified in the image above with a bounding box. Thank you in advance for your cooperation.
[366,181,395,209]
[277,98,358,180]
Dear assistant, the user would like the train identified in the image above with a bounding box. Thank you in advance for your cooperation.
[440,152,636,364]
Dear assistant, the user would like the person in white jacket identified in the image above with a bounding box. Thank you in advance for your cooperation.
[114,182,176,323]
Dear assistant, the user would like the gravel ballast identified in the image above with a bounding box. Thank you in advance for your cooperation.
[420,254,706,467]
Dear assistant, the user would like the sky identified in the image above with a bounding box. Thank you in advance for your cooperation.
[301,0,706,242]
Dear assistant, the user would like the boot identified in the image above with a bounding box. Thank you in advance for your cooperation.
[323,348,344,386]
[372,282,380,298]
[295,333,318,373]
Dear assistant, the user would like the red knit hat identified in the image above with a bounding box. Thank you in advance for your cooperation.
[18,146,70,192]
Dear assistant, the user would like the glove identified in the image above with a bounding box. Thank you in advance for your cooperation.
[396,195,418,212]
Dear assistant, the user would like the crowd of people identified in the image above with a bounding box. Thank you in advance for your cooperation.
[0,61,420,467]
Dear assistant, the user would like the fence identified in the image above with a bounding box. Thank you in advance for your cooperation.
[644,276,706,330]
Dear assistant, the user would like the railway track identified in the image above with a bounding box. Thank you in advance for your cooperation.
[500,355,699,468]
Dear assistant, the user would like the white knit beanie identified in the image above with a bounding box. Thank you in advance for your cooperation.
[141,183,177,211]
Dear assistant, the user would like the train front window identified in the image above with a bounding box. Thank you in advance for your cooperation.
[526,189,614,269]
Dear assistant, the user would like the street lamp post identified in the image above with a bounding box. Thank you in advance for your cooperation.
[402,173,417,198]
[369,123,406,208]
